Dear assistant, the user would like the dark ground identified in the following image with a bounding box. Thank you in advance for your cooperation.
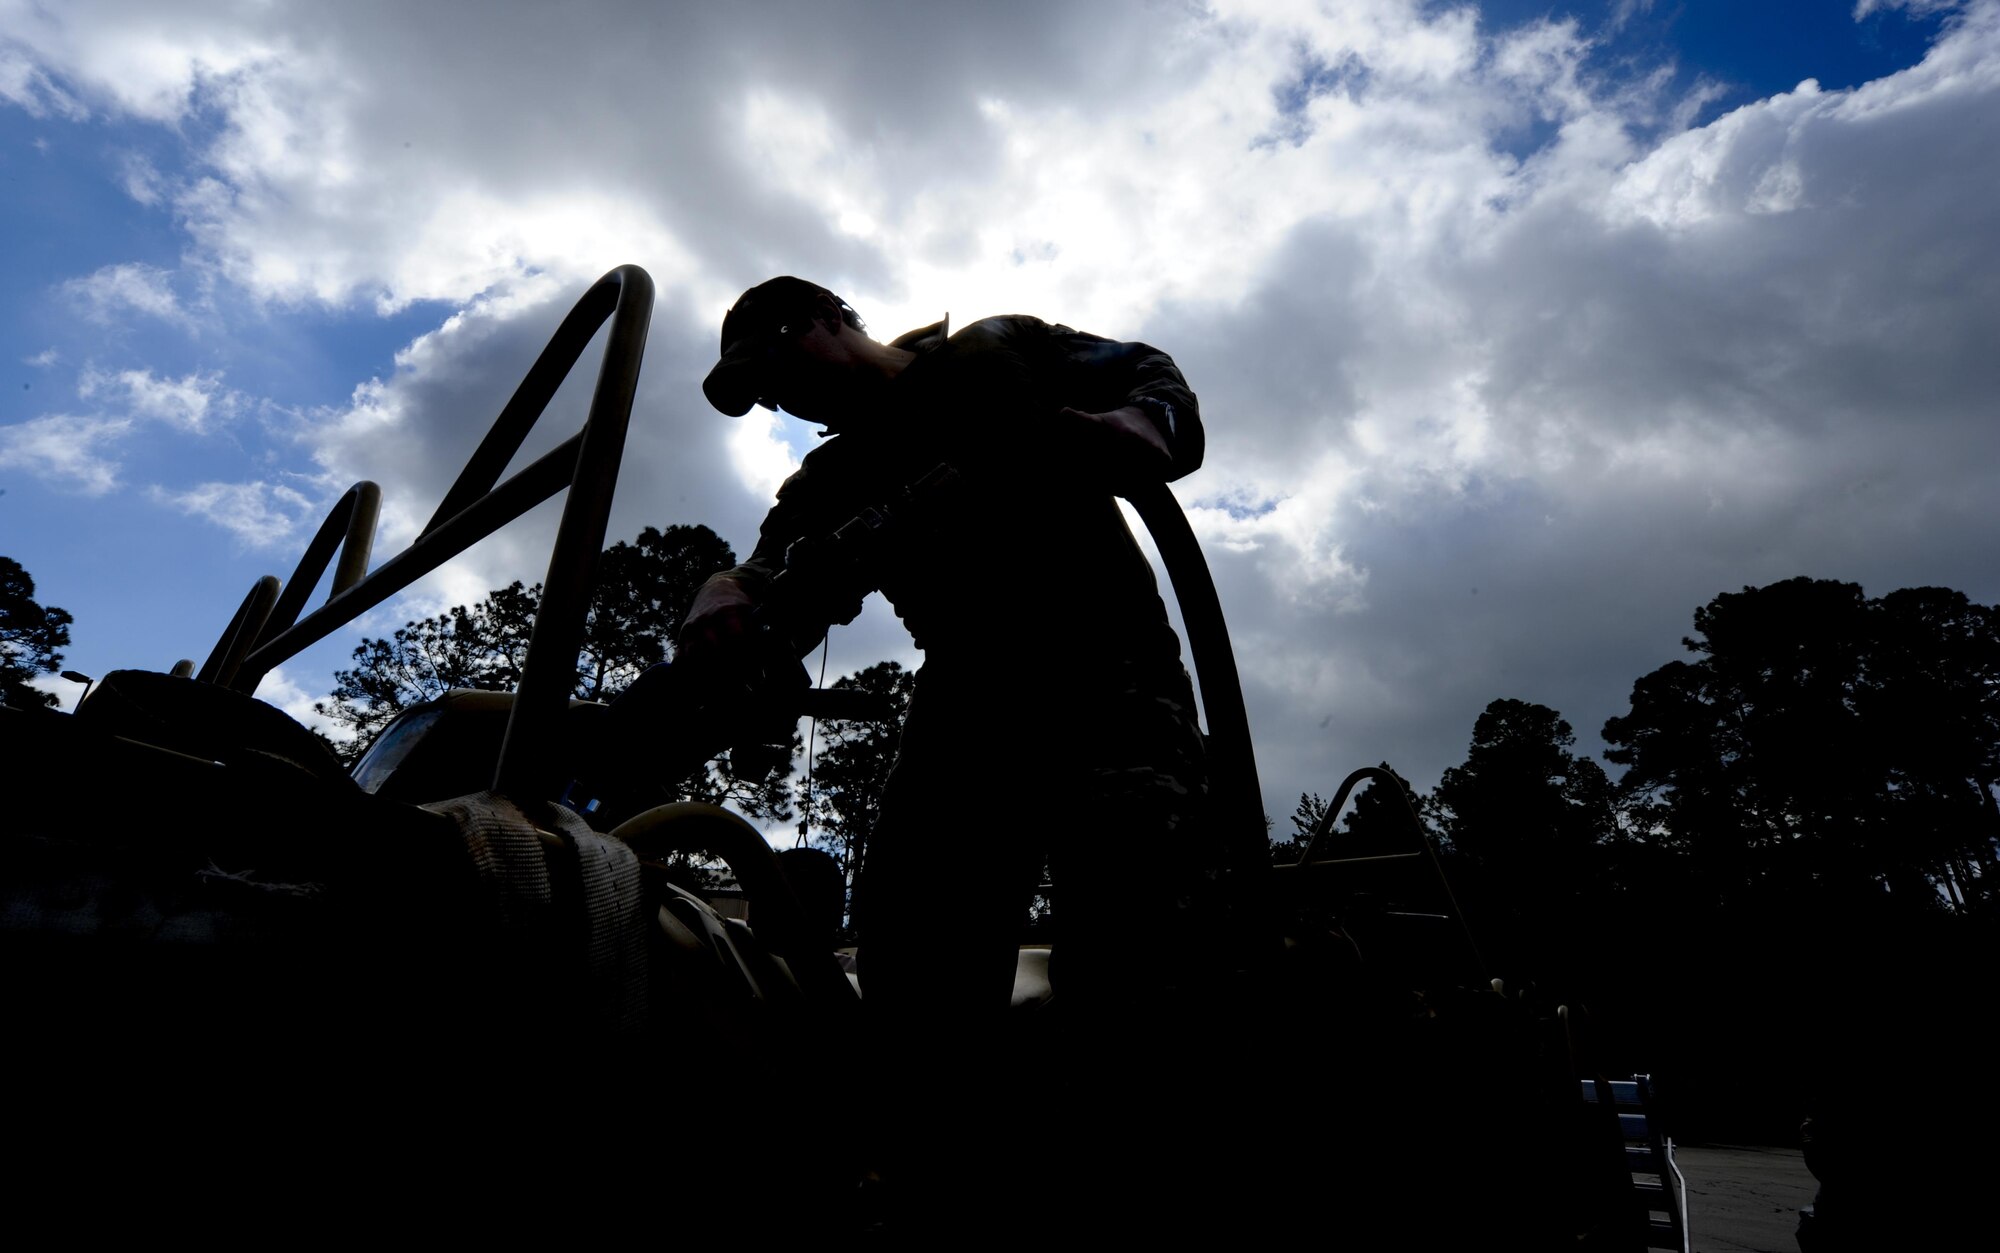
[1675,1144,1814,1253]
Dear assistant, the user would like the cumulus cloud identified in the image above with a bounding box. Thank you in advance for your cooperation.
[0,37,88,119]
[115,150,165,205]
[3,367,243,496]
[79,366,238,434]
[62,261,189,326]
[149,479,314,548]
[6,0,1998,813]
[0,413,133,494]
[1152,1,2000,790]
[253,664,345,738]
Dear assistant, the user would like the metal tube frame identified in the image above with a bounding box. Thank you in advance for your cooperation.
[1296,763,1486,978]
[197,576,281,687]
[223,481,383,693]
[227,263,655,802]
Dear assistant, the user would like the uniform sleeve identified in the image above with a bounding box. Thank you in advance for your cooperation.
[1044,322,1204,482]
[710,455,831,597]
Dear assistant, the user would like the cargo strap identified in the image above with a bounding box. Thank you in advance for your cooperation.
[424,789,647,1033]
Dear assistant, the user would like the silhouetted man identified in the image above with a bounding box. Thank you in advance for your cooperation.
[690,275,1220,1223]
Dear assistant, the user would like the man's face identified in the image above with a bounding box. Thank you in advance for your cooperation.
[758,317,877,428]
[705,283,892,425]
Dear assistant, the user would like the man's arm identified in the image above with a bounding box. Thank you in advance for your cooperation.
[1044,324,1204,483]
[678,463,814,658]
[681,572,761,656]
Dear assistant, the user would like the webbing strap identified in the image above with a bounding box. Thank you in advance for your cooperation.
[425,790,552,930]
[544,802,648,1033]
[422,790,647,1032]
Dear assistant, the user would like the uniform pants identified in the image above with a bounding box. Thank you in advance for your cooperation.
[851,655,1220,1224]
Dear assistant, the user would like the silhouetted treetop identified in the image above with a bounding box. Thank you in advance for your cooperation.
[1,556,73,710]
[1435,699,1612,870]
[1603,576,1997,912]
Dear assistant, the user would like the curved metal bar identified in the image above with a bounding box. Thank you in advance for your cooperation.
[424,269,647,538]
[239,436,581,673]
[197,576,280,687]
[1123,482,1269,894]
[612,803,807,949]
[233,263,655,807]
[1296,765,1378,865]
[230,481,381,693]
[1297,764,1485,977]
[610,801,857,1005]
[492,265,652,799]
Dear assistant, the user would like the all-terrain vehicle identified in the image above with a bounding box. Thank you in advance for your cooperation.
[2,266,1683,1245]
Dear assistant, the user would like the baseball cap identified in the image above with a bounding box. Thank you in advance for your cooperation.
[702,276,853,417]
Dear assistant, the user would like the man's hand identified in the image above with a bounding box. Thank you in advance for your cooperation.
[1060,405,1173,484]
[679,575,758,659]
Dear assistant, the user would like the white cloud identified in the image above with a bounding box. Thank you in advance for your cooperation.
[1607,1,1659,34]
[115,150,165,205]
[24,348,58,367]
[0,38,88,119]
[62,261,188,326]
[1855,1,1963,17]
[149,479,314,548]
[251,664,345,739]
[79,366,237,434]
[726,407,803,502]
[0,368,243,498]
[0,413,133,494]
[0,2,281,123]
[19,672,75,709]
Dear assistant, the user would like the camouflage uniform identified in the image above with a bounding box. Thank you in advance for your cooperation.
[722,313,1217,1014]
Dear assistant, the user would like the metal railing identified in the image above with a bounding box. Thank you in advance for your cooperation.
[1288,763,1486,978]
[203,481,381,688]
[203,263,654,802]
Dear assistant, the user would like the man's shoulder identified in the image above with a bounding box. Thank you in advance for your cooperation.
[927,315,1102,374]
[891,314,1126,367]
[885,314,1058,363]
[948,313,1071,346]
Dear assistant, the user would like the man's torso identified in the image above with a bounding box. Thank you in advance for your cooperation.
[757,315,1187,675]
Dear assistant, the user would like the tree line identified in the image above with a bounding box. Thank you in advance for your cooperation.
[1275,576,1997,1140]
[1285,578,1996,923]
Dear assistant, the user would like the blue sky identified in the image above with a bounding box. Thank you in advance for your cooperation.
[5,0,1996,819]
[1482,0,1951,98]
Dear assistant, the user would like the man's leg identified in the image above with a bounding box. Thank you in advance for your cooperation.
[1039,667,1237,1232]
[1045,665,1220,1007]
[852,671,1043,1225]
[855,681,1043,1018]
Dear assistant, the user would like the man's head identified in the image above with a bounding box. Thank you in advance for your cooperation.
[702,276,869,419]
